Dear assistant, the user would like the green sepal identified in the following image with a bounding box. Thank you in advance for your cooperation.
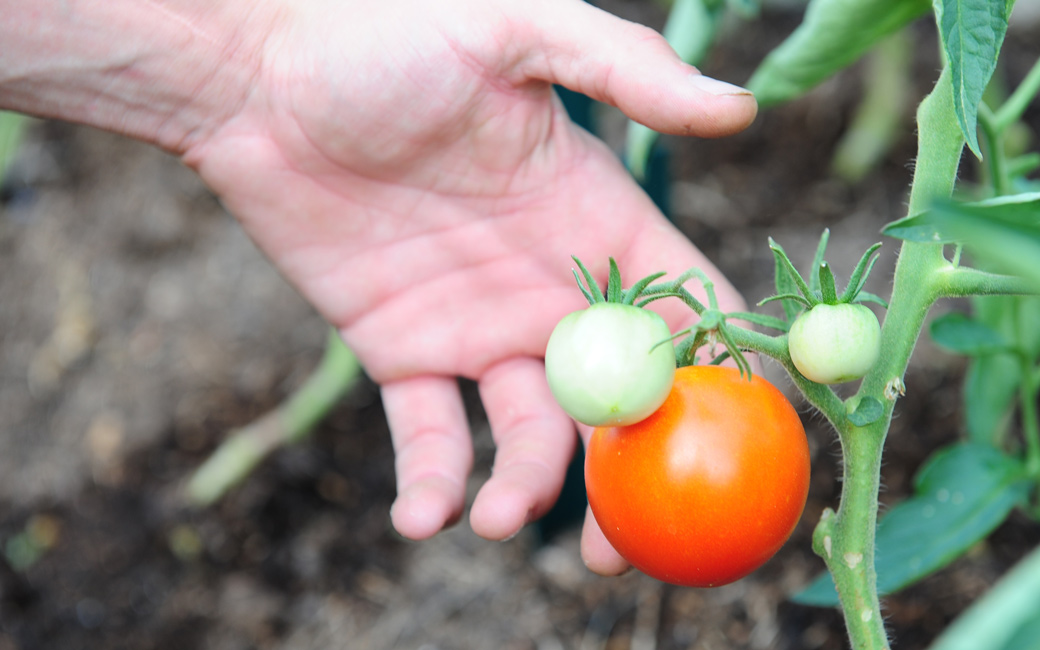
[708,350,732,365]
[808,229,831,297]
[840,242,884,304]
[606,258,624,303]
[717,323,753,379]
[571,256,604,304]
[769,238,817,306]
[623,271,667,305]
[854,291,890,309]
[571,270,597,306]
[674,329,710,367]
[758,293,812,308]
[727,311,791,332]
[819,263,839,304]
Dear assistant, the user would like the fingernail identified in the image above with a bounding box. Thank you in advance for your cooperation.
[689,74,753,96]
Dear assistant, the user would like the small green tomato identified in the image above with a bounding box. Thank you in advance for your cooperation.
[545,303,675,426]
[788,303,881,384]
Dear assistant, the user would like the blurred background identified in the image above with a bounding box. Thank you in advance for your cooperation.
[1,1,1039,648]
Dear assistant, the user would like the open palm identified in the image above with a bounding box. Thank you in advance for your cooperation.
[183,0,757,573]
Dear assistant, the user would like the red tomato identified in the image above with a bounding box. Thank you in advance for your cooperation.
[585,365,810,587]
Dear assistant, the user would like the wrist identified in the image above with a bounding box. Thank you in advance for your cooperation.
[0,0,286,154]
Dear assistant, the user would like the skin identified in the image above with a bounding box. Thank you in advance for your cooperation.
[788,304,882,384]
[585,366,811,587]
[1,0,757,574]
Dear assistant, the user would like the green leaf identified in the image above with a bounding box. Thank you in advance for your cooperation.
[746,0,931,106]
[964,353,1020,446]
[847,396,884,426]
[793,443,1030,606]
[933,0,1013,158]
[883,192,1040,250]
[961,294,1040,445]
[926,544,1040,650]
[931,195,1040,286]
[882,214,955,243]
[930,312,1013,356]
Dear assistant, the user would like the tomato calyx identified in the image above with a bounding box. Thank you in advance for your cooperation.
[762,229,887,313]
[760,230,887,385]
[569,256,667,308]
[568,257,761,380]
[641,267,756,379]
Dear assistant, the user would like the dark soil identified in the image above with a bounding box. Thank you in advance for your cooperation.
[2,3,1039,649]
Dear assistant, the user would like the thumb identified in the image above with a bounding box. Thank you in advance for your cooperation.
[514,0,757,138]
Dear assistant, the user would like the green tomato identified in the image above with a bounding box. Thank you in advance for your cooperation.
[788,303,881,384]
[545,303,675,426]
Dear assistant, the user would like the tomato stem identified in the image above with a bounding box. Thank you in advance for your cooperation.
[817,66,964,650]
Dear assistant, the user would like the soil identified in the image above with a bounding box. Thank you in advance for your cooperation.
[2,3,1040,650]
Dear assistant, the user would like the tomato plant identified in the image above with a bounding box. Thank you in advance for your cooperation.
[789,303,881,384]
[594,0,1040,640]
[585,365,810,587]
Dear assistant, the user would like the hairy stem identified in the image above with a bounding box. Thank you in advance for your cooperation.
[936,266,1039,298]
[725,326,847,431]
[817,66,965,650]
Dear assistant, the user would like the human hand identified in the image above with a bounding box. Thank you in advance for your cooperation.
[183,0,757,574]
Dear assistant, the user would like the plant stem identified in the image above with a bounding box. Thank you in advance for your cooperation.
[186,330,361,506]
[725,326,848,430]
[813,66,966,650]
[936,266,1039,298]
[1018,352,1040,477]
[994,56,1040,133]
[978,105,1009,196]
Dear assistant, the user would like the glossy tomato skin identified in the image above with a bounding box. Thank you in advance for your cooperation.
[585,366,810,587]
[788,303,881,384]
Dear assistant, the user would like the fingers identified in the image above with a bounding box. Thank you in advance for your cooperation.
[515,0,757,138]
[581,506,631,576]
[383,376,473,540]
[471,357,577,540]
[567,422,631,575]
